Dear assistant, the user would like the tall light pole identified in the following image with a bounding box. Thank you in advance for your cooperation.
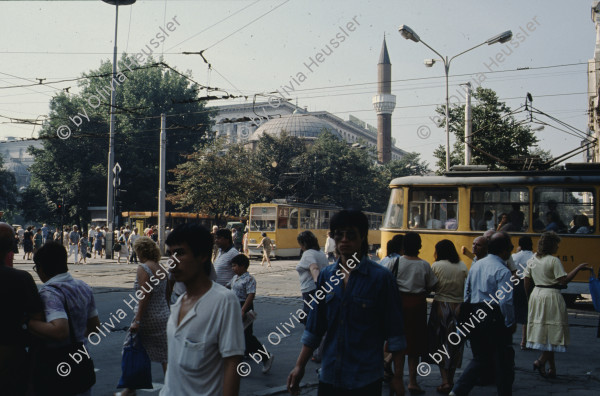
[101,0,136,258]
[398,25,512,171]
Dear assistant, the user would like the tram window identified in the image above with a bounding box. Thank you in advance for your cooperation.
[250,206,277,232]
[471,188,529,232]
[289,208,299,229]
[533,188,594,234]
[409,188,458,230]
[320,210,332,230]
[278,207,290,229]
[369,214,382,230]
[300,209,311,229]
[383,189,404,228]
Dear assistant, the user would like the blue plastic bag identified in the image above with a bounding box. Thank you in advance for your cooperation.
[590,268,600,313]
[117,332,153,389]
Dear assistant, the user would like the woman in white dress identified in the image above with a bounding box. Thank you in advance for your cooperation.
[524,231,589,378]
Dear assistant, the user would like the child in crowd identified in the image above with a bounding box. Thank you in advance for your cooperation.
[228,254,274,373]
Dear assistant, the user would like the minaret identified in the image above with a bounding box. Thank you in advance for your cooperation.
[372,37,396,163]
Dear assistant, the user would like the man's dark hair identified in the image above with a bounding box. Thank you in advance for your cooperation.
[330,210,369,256]
[488,232,512,256]
[387,234,404,255]
[518,236,533,251]
[0,223,15,262]
[435,239,460,263]
[231,254,250,269]
[403,231,422,256]
[34,242,68,278]
[297,231,320,251]
[216,228,233,244]
[166,223,213,275]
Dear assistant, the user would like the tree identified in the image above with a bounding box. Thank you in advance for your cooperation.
[432,87,538,173]
[252,132,306,200]
[168,139,269,222]
[28,55,213,225]
[0,154,19,223]
[293,133,384,211]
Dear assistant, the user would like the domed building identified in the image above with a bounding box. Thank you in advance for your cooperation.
[247,110,343,150]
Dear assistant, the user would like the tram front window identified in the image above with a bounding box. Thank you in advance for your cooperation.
[383,189,404,228]
[250,207,276,232]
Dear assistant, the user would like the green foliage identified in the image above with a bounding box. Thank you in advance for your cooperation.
[293,133,384,211]
[19,185,54,223]
[169,139,269,220]
[28,55,213,225]
[168,131,431,216]
[252,132,306,200]
[432,87,539,173]
[0,154,18,222]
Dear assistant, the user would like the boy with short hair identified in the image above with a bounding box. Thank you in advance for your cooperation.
[229,254,273,373]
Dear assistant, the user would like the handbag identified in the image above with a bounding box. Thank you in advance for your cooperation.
[117,332,153,389]
[589,267,600,313]
[34,285,96,396]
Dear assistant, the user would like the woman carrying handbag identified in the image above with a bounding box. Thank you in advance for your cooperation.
[114,236,170,396]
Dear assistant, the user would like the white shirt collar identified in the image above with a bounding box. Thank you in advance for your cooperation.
[45,272,73,285]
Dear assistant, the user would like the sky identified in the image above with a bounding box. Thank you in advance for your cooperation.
[0,0,597,167]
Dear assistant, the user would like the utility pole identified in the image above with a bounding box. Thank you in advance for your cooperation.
[158,114,166,255]
[464,82,472,165]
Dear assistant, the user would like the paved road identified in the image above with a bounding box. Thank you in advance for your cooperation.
[13,255,600,395]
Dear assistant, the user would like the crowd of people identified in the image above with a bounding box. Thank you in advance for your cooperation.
[1,208,594,396]
[11,223,172,265]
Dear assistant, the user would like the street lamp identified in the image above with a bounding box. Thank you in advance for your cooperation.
[101,0,136,258]
[398,25,512,171]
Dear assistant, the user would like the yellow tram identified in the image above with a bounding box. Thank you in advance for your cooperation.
[380,166,599,300]
[247,201,382,258]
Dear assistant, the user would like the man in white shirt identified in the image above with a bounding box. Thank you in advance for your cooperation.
[68,225,80,264]
[213,229,239,286]
[324,231,336,263]
[162,224,244,396]
[128,227,140,263]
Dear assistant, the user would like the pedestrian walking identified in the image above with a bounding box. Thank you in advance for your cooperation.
[161,224,244,396]
[383,231,438,394]
[94,227,104,259]
[324,231,336,263]
[511,236,534,350]
[228,254,274,373]
[258,232,272,268]
[524,231,590,378]
[287,210,407,396]
[28,242,100,396]
[116,236,170,396]
[33,228,43,254]
[128,228,140,263]
[450,232,516,396]
[68,225,80,264]
[213,229,239,287]
[79,233,89,264]
[0,222,44,395]
[117,230,129,264]
[427,239,468,394]
[23,226,33,260]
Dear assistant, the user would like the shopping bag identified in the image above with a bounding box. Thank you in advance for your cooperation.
[117,332,153,389]
[590,268,600,313]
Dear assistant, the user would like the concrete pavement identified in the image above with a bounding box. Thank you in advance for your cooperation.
[13,256,600,395]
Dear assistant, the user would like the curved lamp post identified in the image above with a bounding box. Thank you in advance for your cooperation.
[398,25,512,171]
[101,0,136,258]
